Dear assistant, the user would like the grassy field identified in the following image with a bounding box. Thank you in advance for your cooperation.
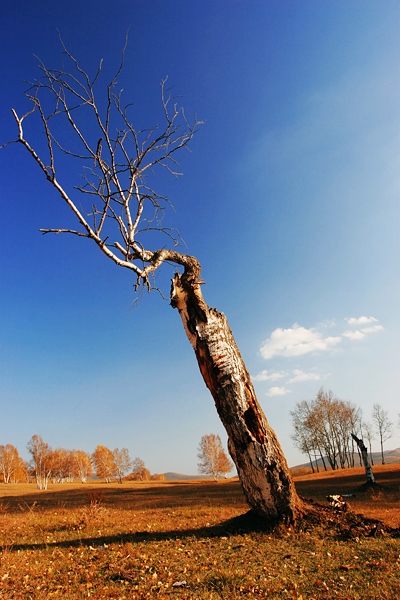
[0,465,399,599]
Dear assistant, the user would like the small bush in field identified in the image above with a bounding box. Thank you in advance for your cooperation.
[75,490,107,528]
[368,487,384,502]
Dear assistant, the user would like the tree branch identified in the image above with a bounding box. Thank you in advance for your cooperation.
[4,37,202,294]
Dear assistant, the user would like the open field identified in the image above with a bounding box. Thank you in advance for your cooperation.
[294,463,400,528]
[0,465,399,599]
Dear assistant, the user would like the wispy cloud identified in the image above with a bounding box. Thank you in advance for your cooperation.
[361,325,383,334]
[287,369,322,383]
[254,316,383,398]
[343,330,366,340]
[260,323,341,359]
[253,368,324,386]
[343,317,383,340]
[253,370,287,382]
[260,317,383,360]
[266,386,291,397]
[345,316,378,326]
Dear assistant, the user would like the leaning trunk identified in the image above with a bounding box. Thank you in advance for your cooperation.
[171,268,303,523]
[351,433,375,484]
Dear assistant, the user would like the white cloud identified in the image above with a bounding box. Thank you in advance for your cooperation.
[287,369,322,383]
[346,316,378,326]
[253,370,287,382]
[361,325,383,334]
[260,323,341,359]
[343,330,366,340]
[343,323,383,340]
[266,386,291,397]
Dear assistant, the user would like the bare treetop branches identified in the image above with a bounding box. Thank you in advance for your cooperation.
[372,403,394,465]
[6,37,202,292]
[290,388,361,472]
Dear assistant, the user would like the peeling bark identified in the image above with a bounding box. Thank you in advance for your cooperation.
[171,268,303,523]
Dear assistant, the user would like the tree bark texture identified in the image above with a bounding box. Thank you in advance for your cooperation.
[171,268,303,523]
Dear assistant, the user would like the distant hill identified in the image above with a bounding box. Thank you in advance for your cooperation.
[292,447,400,471]
[164,449,400,480]
[164,472,211,481]
[380,447,400,463]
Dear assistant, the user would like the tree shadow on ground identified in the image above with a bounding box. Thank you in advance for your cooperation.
[2,469,398,514]
[2,504,399,554]
[0,480,245,514]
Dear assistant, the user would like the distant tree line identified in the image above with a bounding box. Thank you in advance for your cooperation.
[0,435,161,488]
[291,388,396,472]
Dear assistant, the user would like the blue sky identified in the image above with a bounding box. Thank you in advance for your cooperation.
[1,0,399,474]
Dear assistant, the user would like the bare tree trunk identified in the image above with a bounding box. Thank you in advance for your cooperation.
[351,433,375,484]
[369,441,374,466]
[171,269,304,523]
[312,452,320,472]
[357,445,362,467]
[306,451,315,473]
[319,452,327,471]
[302,441,315,473]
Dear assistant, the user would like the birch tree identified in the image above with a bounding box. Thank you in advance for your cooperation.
[131,457,150,481]
[4,39,303,523]
[291,390,361,470]
[73,450,93,483]
[92,445,116,483]
[361,421,375,465]
[372,404,394,465]
[290,405,319,473]
[27,434,53,490]
[0,444,25,484]
[197,434,233,481]
[51,448,75,483]
[113,447,132,484]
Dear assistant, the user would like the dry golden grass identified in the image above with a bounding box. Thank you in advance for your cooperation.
[294,463,400,529]
[0,466,399,599]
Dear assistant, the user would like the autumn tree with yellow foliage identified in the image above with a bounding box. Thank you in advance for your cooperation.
[197,434,233,481]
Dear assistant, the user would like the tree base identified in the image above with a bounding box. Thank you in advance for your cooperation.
[219,501,400,540]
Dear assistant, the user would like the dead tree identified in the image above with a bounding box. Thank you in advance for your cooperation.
[4,39,304,523]
[351,433,375,485]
